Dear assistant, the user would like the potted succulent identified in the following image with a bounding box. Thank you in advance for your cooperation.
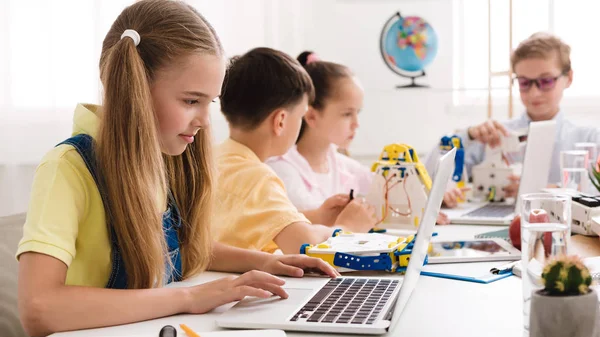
[529,255,598,337]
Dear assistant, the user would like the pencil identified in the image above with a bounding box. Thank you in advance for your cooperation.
[179,324,201,337]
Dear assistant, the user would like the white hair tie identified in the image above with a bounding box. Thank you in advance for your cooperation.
[120,29,141,47]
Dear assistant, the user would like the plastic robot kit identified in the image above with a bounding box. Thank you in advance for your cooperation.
[471,131,526,202]
[542,188,600,236]
[572,195,600,236]
[299,144,437,273]
[365,143,432,230]
[300,229,430,273]
[439,135,468,191]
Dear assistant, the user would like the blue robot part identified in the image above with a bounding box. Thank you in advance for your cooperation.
[440,135,465,183]
[333,252,394,271]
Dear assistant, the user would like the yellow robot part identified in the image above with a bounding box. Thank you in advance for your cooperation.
[371,143,433,192]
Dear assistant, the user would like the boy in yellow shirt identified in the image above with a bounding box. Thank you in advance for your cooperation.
[215,48,376,254]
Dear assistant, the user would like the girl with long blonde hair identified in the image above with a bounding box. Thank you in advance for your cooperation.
[16,1,336,336]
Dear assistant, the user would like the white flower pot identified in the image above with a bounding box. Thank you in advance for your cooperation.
[529,289,599,337]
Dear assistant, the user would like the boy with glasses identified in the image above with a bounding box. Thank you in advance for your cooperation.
[436,32,600,207]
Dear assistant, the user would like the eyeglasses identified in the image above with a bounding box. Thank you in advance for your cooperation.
[513,73,566,92]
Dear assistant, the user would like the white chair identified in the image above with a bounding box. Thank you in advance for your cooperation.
[0,213,28,337]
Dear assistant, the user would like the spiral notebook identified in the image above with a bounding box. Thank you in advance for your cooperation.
[474,228,511,244]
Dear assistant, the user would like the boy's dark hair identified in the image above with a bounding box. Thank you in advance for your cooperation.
[220,47,315,130]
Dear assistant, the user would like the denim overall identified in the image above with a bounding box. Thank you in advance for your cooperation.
[57,134,182,288]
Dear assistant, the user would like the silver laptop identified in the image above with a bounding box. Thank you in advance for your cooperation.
[216,148,457,335]
[445,120,556,225]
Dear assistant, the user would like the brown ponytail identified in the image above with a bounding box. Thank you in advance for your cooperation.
[296,58,353,143]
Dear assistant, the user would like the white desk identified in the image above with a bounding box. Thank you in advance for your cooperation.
[52,225,524,337]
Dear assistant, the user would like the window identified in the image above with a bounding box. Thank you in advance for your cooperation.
[0,0,234,164]
[453,0,600,107]
[0,0,236,123]
[0,0,133,122]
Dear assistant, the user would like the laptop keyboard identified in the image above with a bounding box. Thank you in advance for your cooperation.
[289,278,399,325]
[463,204,514,218]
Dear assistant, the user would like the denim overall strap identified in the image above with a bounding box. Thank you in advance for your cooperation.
[163,192,183,283]
[57,134,183,288]
[57,134,127,288]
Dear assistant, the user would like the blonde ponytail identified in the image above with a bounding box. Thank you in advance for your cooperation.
[97,0,222,288]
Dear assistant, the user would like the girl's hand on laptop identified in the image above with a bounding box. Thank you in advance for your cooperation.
[334,198,376,232]
[467,120,509,148]
[503,174,520,198]
[317,194,351,226]
[184,270,289,314]
[259,254,340,278]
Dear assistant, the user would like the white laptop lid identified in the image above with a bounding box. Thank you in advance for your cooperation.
[514,120,557,212]
[388,148,456,332]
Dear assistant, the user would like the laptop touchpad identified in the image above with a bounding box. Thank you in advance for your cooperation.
[232,288,315,311]
[218,288,319,326]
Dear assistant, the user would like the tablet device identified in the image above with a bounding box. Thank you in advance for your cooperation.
[427,238,521,264]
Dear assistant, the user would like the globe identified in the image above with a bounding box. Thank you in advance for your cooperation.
[380,12,438,87]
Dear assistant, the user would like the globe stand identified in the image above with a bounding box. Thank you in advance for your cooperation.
[395,70,428,89]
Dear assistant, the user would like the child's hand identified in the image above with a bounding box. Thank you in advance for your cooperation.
[436,211,450,225]
[442,187,470,208]
[502,174,520,198]
[467,120,509,148]
[259,254,340,278]
[317,194,351,226]
[334,198,376,232]
[184,270,288,314]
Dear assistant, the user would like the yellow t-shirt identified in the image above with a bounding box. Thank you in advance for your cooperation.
[214,138,310,253]
[16,103,112,287]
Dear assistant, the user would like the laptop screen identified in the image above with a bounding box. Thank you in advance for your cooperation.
[388,148,456,331]
[514,120,557,213]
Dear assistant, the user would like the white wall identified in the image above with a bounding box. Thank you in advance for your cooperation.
[309,0,461,156]
[3,0,600,216]
[0,0,470,167]
[202,0,471,155]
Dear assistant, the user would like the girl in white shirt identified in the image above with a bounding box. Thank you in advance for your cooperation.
[268,52,449,226]
[268,53,374,226]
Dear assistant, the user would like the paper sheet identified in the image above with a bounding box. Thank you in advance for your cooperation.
[112,329,286,337]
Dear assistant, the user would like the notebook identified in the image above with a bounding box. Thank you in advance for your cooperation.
[421,261,513,284]
[475,228,511,244]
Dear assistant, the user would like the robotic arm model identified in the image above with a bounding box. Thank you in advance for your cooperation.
[366,144,432,230]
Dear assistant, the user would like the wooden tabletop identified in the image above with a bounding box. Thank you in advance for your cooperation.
[571,235,600,258]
